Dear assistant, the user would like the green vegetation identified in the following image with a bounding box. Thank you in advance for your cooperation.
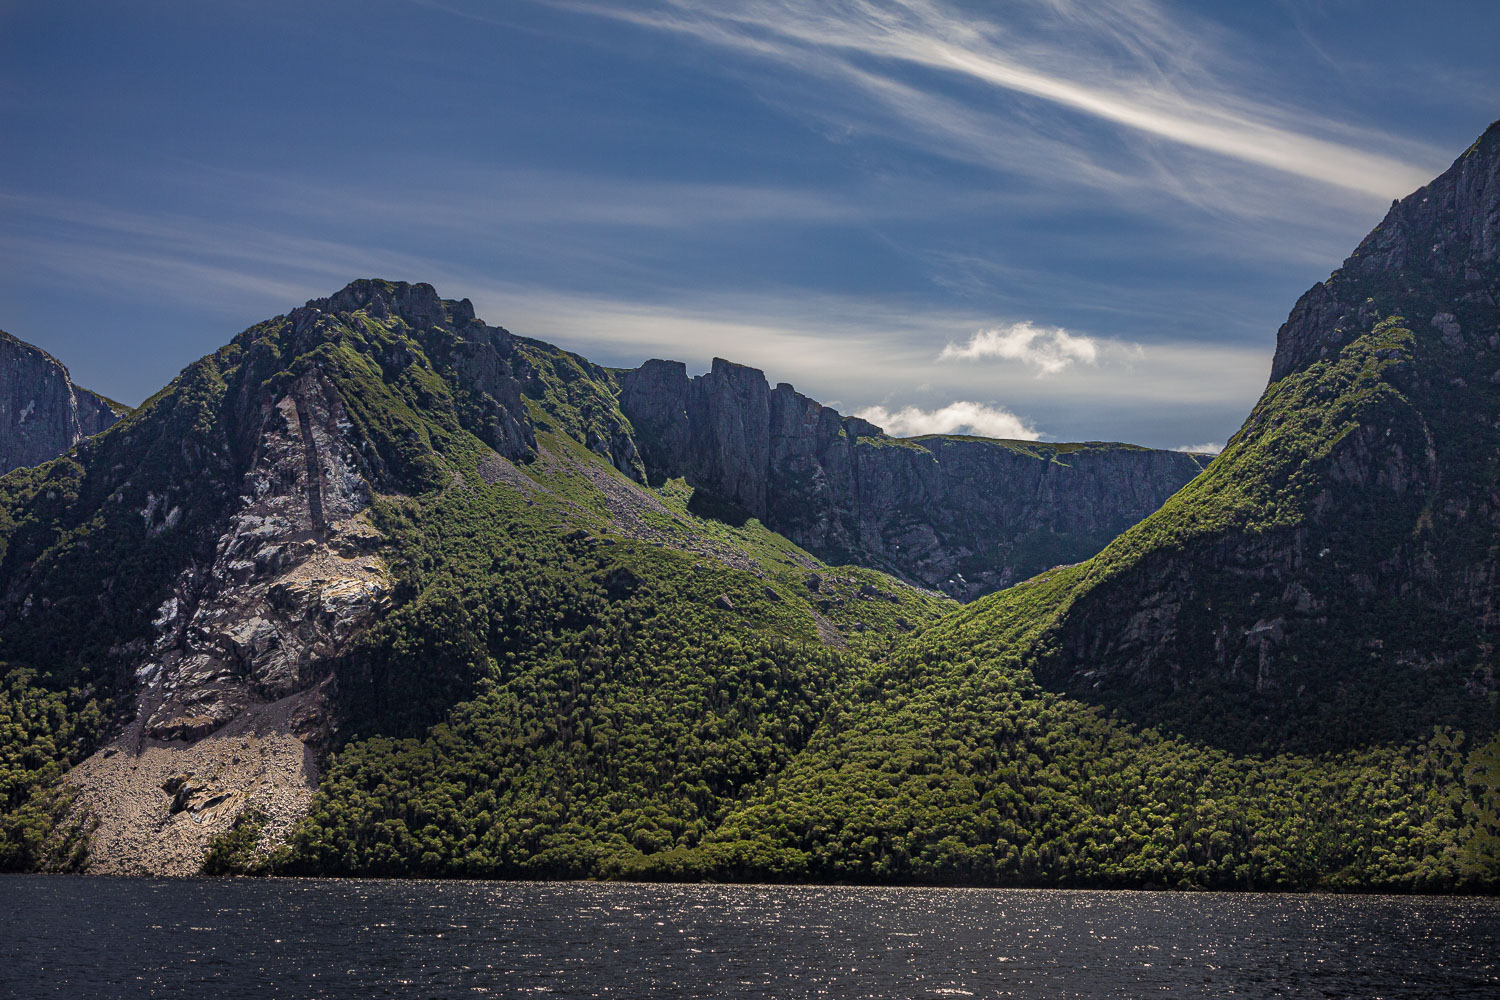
[0,669,99,871]
[260,473,1498,887]
[200,808,268,876]
[643,605,1498,890]
[256,294,1498,888]
[2,279,1496,891]
[909,436,1158,459]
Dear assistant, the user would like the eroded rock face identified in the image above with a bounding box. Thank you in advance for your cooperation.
[137,377,389,743]
[618,358,1206,600]
[1272,122,1500,382]
[0,328,120,473]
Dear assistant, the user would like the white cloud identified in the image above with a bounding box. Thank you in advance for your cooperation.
[1176,442,1223,455]
[938,321,1138,375]
[855,401,1040,440]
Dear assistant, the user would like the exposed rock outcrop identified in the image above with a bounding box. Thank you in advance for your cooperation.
[0,328,122,473]
[134,377,389,744]
[618,358,1207,599]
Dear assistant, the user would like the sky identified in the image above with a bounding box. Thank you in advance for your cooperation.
[1,1,1496,451]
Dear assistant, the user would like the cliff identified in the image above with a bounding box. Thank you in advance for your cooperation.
[0,329,123,473]
[618,357,1207,599]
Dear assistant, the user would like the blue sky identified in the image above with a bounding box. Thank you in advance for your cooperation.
[2,1,1496,450]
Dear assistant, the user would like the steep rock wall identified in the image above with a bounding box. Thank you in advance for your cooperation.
[1027,121,1500,738]
[618,358,1207,599]
[0,329,120,473]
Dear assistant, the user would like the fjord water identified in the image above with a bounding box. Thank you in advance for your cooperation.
[2,878,1497,998]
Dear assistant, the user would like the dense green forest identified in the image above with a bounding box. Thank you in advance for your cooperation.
[277,448,941,877]
[257,497,1500,888]
[256,296,1499,889]
[0,670,99,871]
[256,395,1497,887]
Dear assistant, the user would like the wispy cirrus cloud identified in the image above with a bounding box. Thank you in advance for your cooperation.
[856,401,1040,441]
[555,0,1442,206]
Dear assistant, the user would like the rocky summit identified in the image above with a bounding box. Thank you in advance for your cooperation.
[0,328,123,473]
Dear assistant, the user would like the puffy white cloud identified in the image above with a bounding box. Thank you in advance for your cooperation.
[938,321,1140,376]
[939,322,1093,373]
[1176,442,1223,454]
[856,401,1040,440]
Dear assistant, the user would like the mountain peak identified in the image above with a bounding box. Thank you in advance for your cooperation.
[306,278,478,330]
[1350,117,1500,272]
[1270,120,1500,381]
[0,327,122,473]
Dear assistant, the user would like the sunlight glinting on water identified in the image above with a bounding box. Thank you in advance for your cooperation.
[2,877,1498,998]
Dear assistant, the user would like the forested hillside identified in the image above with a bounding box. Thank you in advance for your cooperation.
[2,123,1499,889]
[266,125,1500,889]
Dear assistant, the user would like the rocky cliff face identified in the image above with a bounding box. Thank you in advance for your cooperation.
[1026,120,1500,747]
[618,358,1207,600]
[0,329,121,473]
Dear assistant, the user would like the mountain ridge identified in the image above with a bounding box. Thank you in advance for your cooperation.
[616,355,1207,600]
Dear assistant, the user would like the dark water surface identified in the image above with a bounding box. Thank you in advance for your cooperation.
[1,876,1496,999]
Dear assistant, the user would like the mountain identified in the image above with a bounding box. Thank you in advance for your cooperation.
[4,277,1172,875]
[618,359,1206,599]
[1012,119,1500,752]
[0,329,124,474]
[633,120,1500,889]
[4,124,1498,889]
[0,279,907,872]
